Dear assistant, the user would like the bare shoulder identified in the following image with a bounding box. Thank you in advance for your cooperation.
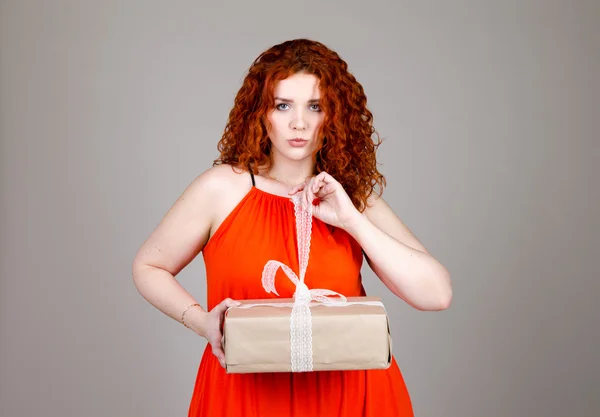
[204,164,254,235]
[156,163,248,221]
[132,164,251,277]
[363,192,429,254]
[199,163,250,194]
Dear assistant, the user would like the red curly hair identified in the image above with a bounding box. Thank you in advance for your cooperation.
[213,38,386,212]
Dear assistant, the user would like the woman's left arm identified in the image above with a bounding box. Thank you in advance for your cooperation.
[344,195,452,311]
[291,171,452,311]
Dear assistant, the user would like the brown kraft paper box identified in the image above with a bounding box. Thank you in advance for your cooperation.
[222,296,392,374]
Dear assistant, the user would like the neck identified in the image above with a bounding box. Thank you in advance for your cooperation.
[265,154,315,187]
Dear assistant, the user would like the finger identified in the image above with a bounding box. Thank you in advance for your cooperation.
[304,179,315,210]
[224,298,241,308]
[313,172,327,192]
[314,175,328,194]
[311,181,324,205]
[309,176,328,204]
[214,298,240,314]
[320,172,339,186]
[288,182,307,195]
[314,174,339,197]
[292,175,312,192]
[312,180,321,194]
[316,181,336,198]
[211,339,226,368]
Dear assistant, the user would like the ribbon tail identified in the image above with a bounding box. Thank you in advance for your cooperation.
[309,289,348,304]
[261,260,301,296]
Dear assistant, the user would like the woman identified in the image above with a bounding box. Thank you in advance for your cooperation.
[133,38,452,416]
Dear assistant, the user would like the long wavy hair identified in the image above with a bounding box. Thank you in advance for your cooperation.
[213,38,386,212]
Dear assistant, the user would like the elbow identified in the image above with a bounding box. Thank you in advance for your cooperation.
[436,287,453,310]
[414,291,452,312]
[413,293,451,311]
[414,269,453,311]
[132,259,142,289]
[379,262,453,311]
[131,257,149,290]
[429,269,453,311]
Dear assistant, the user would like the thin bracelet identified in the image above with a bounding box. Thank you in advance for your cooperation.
[181,303,201,328]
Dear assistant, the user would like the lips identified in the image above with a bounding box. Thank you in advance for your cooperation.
[288,138,308,147]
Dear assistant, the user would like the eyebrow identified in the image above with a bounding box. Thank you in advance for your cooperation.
[274,97,320,104]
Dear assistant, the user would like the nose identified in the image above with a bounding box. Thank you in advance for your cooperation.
[290,110,307,131]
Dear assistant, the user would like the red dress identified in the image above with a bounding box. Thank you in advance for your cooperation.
[188,184,414,416]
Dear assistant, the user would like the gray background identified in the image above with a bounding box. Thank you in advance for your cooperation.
[1,1,598,416]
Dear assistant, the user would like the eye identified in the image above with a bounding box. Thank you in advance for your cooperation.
[276,103,290,111]
[309,104,321,112]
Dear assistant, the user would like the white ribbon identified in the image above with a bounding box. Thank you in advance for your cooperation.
[259,194,347,372]
[261,261,347,305]
[237,300,386,309]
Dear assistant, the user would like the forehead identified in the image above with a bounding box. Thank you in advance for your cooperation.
[274,73,321,100]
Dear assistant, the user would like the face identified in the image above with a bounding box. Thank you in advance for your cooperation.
[266,72,325,164]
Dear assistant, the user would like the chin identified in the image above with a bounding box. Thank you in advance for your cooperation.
[287,150,316,162]
[272,144,316,162]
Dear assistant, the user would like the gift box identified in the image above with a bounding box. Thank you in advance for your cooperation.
[223,296,392,373]
[222,194,393,374]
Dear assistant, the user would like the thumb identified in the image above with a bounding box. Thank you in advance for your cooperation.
[214,298,240,315]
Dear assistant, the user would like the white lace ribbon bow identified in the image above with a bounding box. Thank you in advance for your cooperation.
[260,194,347,372]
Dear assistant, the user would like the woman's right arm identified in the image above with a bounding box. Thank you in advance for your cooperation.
[131,166,239,366]
[133,169,218,322]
